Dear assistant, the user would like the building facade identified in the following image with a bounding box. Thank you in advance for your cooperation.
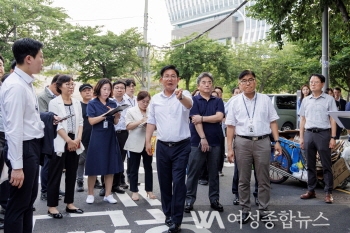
[165,0,270,44]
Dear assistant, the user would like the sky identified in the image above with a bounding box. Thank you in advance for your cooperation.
[51,0,173,47]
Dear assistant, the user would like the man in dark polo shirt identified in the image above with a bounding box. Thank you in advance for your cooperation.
[299,74,337,203]
[185,72,225,213]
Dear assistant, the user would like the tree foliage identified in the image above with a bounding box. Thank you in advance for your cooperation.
[153,35,233,90]
[50,26,145,82]
[249,0,350,94]
[0,0,69,66]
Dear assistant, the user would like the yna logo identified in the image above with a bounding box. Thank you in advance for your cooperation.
[190,211,225,229]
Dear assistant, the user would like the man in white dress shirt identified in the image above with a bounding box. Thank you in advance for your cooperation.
[226,70,282,226]
[0,38,45,233]
[145,65,192,233]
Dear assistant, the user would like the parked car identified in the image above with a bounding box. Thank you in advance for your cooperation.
[268,94,297,131]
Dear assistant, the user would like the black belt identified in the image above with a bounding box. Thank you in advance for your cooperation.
[116,130,128,133]
[306,128,330,133]
[158,138,190,147]
[236,134,269,141]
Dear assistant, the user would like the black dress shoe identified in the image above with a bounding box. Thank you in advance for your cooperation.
[238,212,250,224]
[165,216,173,227]
[233,195,239,205]
[168,223,181,233]
[112,186,125,194]
[66,207,84,214]
[59,190,65,196]
[260,214,275,228]
[120,183,129,189]
[255,197,260,206]
[76,181,84,192]
[94,180,103,189]
[47,211,63,219]
[184,203,193,213]
[198,180,208,185]
[210,200,224,212]
[99,188,105,196]
[41,192,47,200]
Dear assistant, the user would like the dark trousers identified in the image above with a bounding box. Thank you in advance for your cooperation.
[199,162,208,181]
[336,124,342,140]
[218,132,225,172]
[47,134,79,207]
[4,139,40,233]
[304,130,333,193]
[157,139,190,225]
[129,149,153,192]
[232,159,258,197]
[186,146,221,204]
[40,155,50,193]
[0,132,5,176]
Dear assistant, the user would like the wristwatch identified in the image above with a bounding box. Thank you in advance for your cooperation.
[274,140,281,143]
[330,136,336,140]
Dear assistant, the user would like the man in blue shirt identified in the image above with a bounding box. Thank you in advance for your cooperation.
[185,72,225,213]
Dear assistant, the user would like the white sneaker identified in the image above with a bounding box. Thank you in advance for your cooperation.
[104,194,117,204]
[86,195,94,204]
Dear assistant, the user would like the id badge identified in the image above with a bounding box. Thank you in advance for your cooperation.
[248,125,254,133]
[103,120,108,129]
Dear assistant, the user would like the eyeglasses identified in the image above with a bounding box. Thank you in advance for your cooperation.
[240,78,255,85]
[114,87,125,90]
[163,75,178,80]
[65,83,76,87]
[310,81,321,85]
[140,100,150,105]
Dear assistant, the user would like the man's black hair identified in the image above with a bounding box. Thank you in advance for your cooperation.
[160,65,179,77]
[51,74,60,84]
[309,73,326,83]
[10,60,16,70]
[113,80,127,89]
[238,70,256,79]
[125,79,136,87]
[12,38,43,65]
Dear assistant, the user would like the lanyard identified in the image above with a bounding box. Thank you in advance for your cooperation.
[128,98,134,107]
[242,94,257,123]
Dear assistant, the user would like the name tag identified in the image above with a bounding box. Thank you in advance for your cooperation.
[103,120,108,129]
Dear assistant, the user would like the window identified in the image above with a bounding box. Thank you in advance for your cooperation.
[276,96,297,110]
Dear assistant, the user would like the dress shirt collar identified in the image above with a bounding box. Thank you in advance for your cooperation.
[197,93,216,100]
[114,97,126,105]
[309,92,326,100]
[242,92,257,101]
[14,67,35,85]
[160,90,176,98]
[45,86,56,98]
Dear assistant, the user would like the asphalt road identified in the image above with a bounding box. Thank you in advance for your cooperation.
[1,160,350,233]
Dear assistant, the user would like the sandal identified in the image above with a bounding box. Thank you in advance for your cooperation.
[146,192,156,199]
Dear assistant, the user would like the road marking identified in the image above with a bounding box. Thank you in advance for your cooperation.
[135,209,194,225]
[336,188,350,195]
[114,230,132,233]
[70,210,129,227]
[224,162,234,167]
[145,224,211,233]
[139,188,161,206]
[116,192,138,207]
[32,214,52,228]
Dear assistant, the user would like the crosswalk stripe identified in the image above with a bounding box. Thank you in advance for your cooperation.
[70,210,129,227]
[139,186,161,206]
[116,192,138,207]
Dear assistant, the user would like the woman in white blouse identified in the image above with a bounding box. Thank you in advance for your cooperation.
[124,91,155,201]
[47,75,84,218]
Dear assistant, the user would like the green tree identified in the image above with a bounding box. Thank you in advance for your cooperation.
[249,0,350,94]
[153,35,233,90]
[0,0,69,66]
[229,41,319,93]
[51,26,145,82]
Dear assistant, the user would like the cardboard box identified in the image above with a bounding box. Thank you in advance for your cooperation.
[332,158,350,188]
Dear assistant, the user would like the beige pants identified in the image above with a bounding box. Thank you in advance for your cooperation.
[235,136,271,213]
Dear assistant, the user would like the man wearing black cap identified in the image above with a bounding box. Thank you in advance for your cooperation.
[76,84,102,191]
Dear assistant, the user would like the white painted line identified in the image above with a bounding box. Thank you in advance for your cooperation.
[67,231,85,233]
[32,214,52,229]
[70,210,129,227]
[116,192,138,207]
[109,211,129,227]
[114,230,132,233]
[139,187,161,206]
[224,162,234,167]
[135,209,165,225]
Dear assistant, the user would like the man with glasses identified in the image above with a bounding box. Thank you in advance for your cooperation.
[145,65,192,233]
[226,70,282,226]
[299,74,337,203]
[185,73,225,213]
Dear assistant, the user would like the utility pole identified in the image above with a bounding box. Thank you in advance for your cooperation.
[322,5,329,89]
[142,0,149,91]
